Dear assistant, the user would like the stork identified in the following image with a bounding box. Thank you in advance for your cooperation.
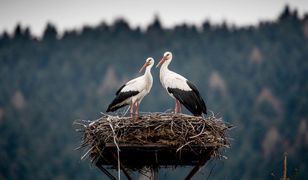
[156,52,207,116]
[106,58,154,118]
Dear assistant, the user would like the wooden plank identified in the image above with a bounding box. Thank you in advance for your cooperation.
[96,146,215,167]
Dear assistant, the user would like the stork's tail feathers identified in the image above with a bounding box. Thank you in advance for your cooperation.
[185,95,207,116]
[167,80,207,116]
[106,103,126,112]
[186,81,207,116]
[198,96,207,115]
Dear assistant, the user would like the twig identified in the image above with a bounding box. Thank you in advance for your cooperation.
[107,117,121,180]
[189,123,205,139]
[81,146,94,160]
[176,140,194,152]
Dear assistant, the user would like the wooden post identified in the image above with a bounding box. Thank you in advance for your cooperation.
[282,152,287,180]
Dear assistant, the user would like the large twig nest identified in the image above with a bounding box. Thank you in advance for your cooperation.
[75,112,231,166]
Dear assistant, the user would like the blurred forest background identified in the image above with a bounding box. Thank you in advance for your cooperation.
[0,5,308,180]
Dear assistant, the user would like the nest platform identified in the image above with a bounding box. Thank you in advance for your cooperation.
[75,113,231,179]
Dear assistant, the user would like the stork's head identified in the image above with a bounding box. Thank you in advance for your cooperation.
[156,51,172,68]
[139,57,155,73]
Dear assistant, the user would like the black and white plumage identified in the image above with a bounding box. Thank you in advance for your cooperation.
[106,58,154,118]
[156,52,207,116]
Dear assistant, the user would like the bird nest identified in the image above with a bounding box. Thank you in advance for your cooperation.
[75,112,231,169]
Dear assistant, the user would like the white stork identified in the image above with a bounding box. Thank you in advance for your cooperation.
[156,52,207,116]
[106,57,154,118]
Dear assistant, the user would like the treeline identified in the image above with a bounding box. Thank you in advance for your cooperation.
[0,5,307,179]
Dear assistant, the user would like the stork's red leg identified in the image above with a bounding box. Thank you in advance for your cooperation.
[130,102,135,118]
[135,102,139,118]
[175,100,178,113]
[179,103,183,113]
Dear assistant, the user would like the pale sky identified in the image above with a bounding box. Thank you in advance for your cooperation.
[1,0,308,36]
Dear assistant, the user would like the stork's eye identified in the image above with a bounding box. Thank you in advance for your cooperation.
[166,54,169,56]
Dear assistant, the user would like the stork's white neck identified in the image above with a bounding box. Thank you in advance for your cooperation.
[144,64,153,82]
[159,59,172,90]
[143,64,153,91]
[145,64,153,75]
[160,58,172,75]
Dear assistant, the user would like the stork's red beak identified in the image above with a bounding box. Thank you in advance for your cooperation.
[139,62,149,73]
[156,56,166,68]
